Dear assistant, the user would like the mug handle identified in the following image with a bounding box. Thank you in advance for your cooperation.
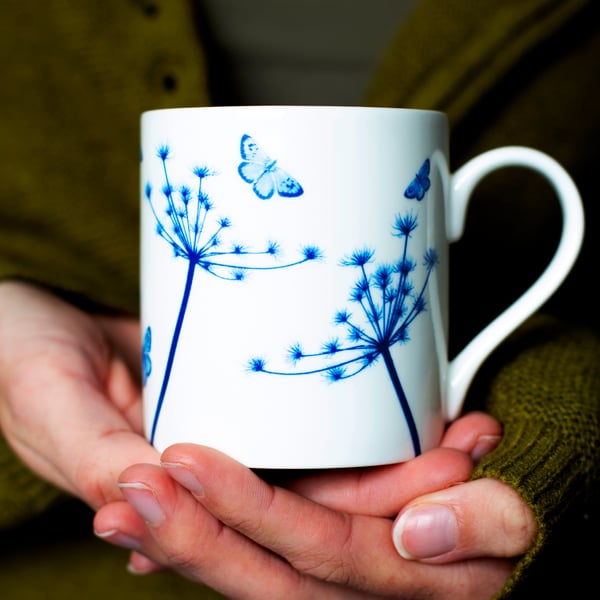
[444,146,585,421]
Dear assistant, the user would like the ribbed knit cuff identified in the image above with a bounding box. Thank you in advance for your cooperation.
[471,315,600,598]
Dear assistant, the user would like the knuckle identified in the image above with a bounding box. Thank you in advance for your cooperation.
[162,519,232,580]
[499,494,537,555]
[221,481,279,538]
[291,514,356,586]
[163,544,203,573]
[295,553,352,586]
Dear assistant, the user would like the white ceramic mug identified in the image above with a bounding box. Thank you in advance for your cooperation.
[140,106,584,469]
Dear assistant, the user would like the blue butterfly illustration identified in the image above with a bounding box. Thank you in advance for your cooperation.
[404,158,431,201]
[142,326,152,385]
[238,134,304,200]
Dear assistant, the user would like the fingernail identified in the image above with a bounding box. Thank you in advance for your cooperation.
[118,482,165,526]
[161,461,205,497]
[95,528,141,551]
[393,504,458,559]
[471,434,502,462]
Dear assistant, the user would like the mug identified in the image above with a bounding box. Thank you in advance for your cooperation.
[140,106,584,469]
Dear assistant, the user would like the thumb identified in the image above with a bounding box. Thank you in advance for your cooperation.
[392,478,537,563]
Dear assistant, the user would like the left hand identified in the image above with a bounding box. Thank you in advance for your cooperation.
[0,281,159,509]
[94,412,536,599]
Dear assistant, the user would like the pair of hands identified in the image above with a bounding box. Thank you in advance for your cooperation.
[0,281,536,599]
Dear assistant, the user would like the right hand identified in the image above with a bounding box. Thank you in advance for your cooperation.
[96,437,526,599]
[95,412,535,599]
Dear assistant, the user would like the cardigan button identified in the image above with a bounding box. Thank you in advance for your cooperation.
[132,0,159,17]
[148,57,182,94]
[162,73,177,92]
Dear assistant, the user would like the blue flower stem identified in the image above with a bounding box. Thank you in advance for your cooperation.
[387,237,410,333]
[380,347,421,456]
[149,259,196,445]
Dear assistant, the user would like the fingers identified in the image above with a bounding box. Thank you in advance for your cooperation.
[111,444,512,599]
[91,410,520,599]
[95,315,142,382]
[157,449,375,589]
[440,411,502,461]
[127,552,166,575]
[283,410,501,516]
[392,478,537,563]
[95,463,369,600]
[158,444,398,585]
[284,447,473,516]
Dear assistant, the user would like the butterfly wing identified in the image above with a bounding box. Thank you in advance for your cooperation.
[143,354,152,384]
[252,171,276,199]
[404,180,424,201]
[143,326,152,352]
[238,161,266,184]
[418,159,431,194]
[240,134,270,163]
[273,167,304,197]
[239,134,274,198]
[142,326,152,384]
[404,158,431,201]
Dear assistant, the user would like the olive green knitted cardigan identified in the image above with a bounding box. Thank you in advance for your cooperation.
[0,1,598,599]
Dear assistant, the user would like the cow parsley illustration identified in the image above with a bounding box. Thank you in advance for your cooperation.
[144,144,321,444]
[248,159,437,457]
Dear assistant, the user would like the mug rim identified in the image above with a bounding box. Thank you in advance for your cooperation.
[141,105,445,118]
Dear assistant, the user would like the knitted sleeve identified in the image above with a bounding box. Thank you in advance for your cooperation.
[0,0,210,527]
[0,0,210,315]
[471,316,600,598]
